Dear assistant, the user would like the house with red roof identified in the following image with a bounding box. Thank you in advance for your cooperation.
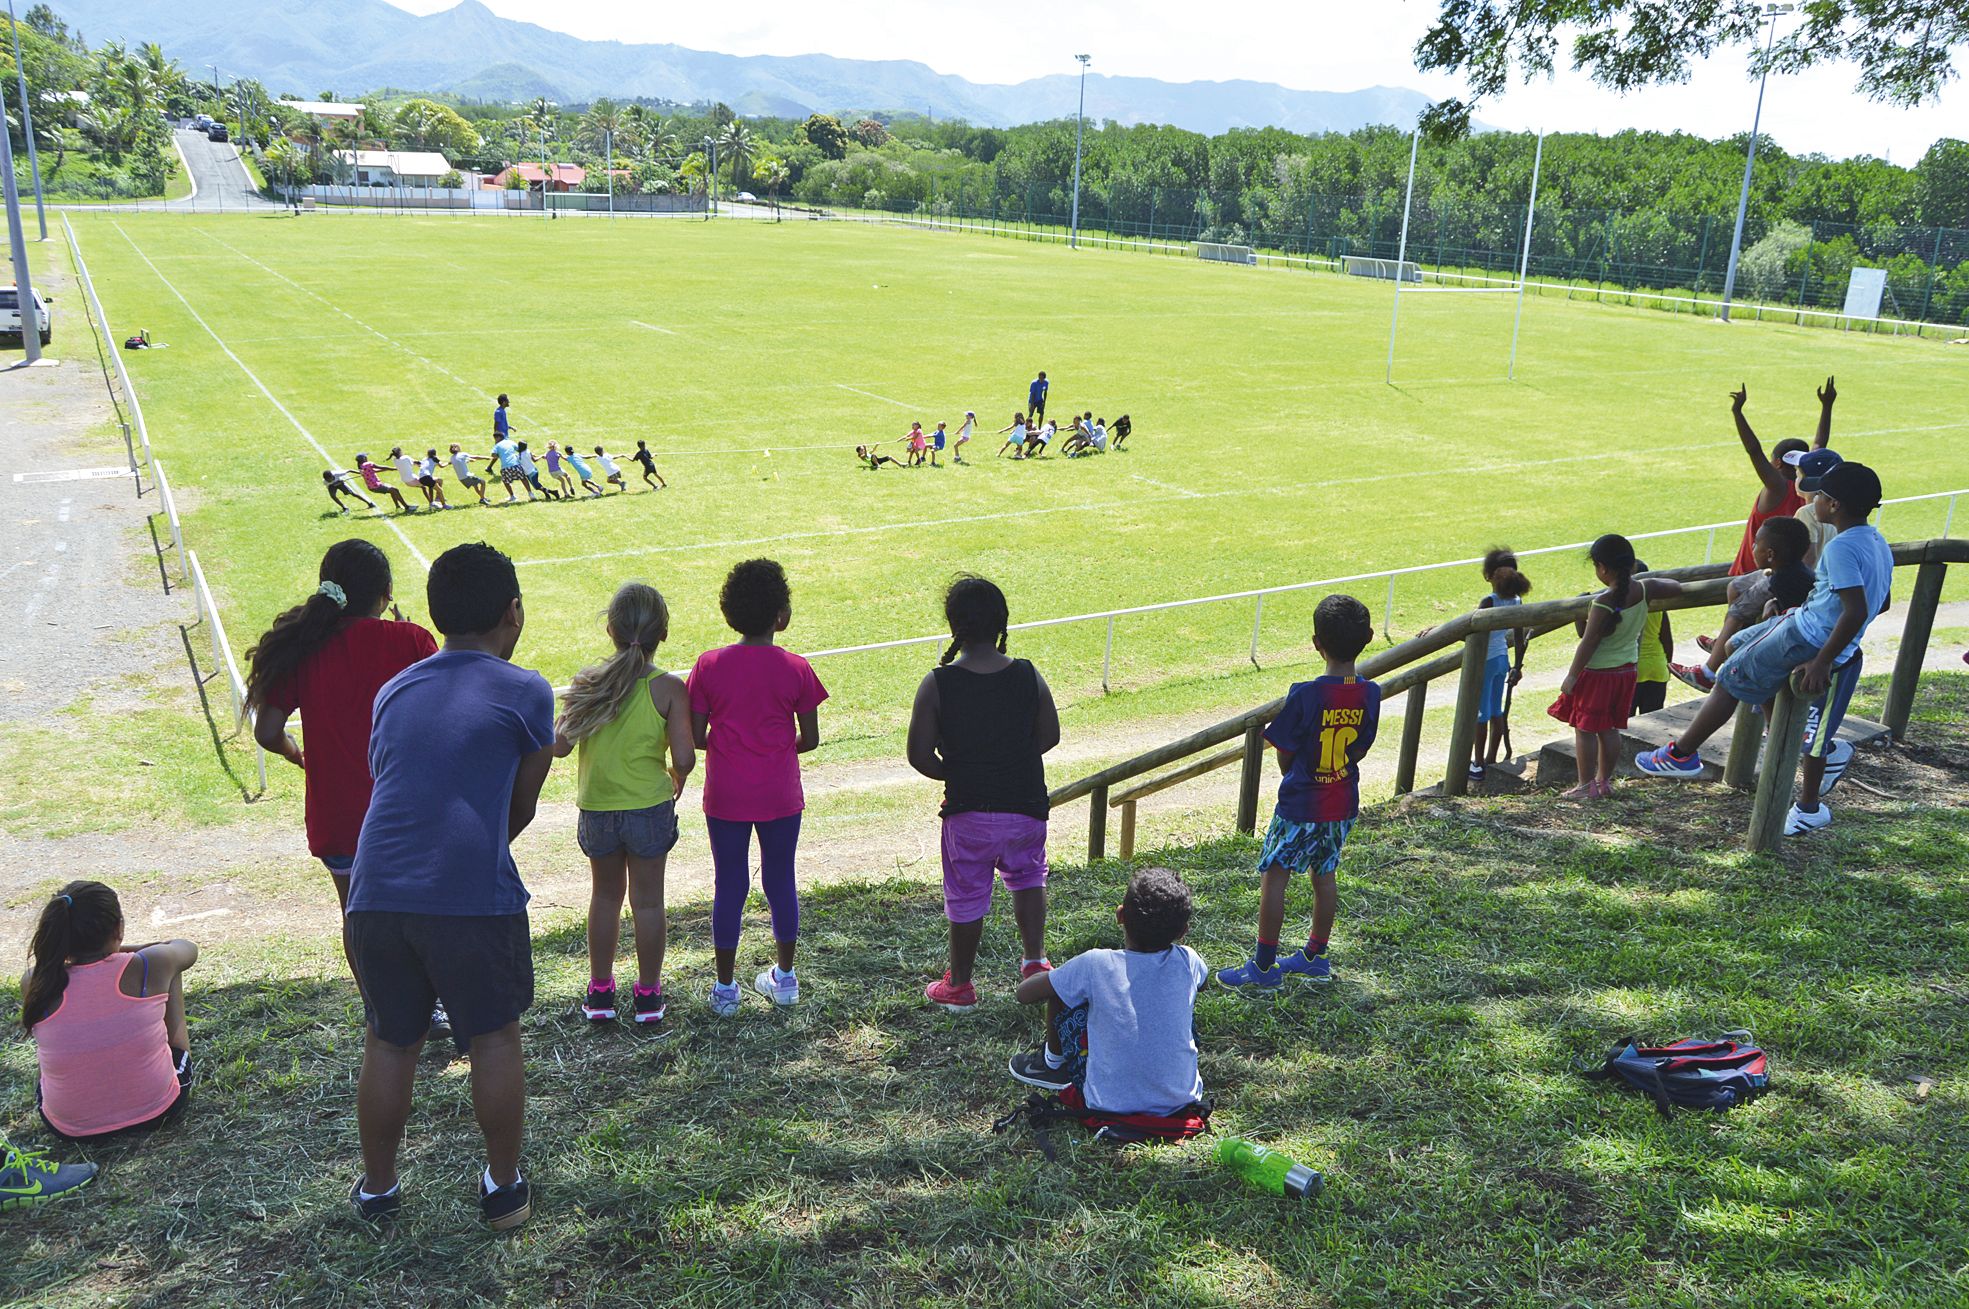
[488,162,587,192]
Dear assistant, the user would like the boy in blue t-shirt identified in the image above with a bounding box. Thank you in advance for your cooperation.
[346,542,556,1233]
[1219,594,1382,991]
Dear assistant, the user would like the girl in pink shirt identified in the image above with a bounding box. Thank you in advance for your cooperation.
[688,559,828,1016]
[22,881,199,1141]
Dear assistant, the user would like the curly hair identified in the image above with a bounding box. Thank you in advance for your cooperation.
[939,574,1009,665]
[1121,867,1194,952]
[719,558,791,636]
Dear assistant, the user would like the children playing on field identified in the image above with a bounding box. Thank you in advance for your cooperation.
[1471,549,1531,782]
[448,444,490,505]
[1109,414,1132,451]
[996,414,1027,458]
[907,576,1061,1012]
[929,421,948,468]
[1548,535,1684,800]
[564,446,605,497]
[954,411,975,464]
[356,453,412,513]
[633,441,667,491]
[22,881,198,1142]
[515,442,559,500]
[594,446,628,493]
[555,583,695,1027]
[1218,594,1381,991]
[1008,866,1208,1118]
[905,422,928,467]
[394,446,446,511]
[856,444,901,470]
[543,442,576,499]
[687,559,828,1015]
[322,468,377,514]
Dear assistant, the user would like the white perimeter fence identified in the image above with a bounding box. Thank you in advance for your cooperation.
[64,215,268,790]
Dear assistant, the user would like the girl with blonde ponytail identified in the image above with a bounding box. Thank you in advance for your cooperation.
[553,582,695,1026]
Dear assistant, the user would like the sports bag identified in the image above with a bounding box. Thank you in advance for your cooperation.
[1583,1036,1769,1116]
[993,1084,1211,1154]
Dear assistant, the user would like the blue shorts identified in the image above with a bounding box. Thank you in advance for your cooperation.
[1715,615,1820,706]
[1802,651,1863,758]
[1257,813,1356,878]
[577,801,680,860]
[321,854,356,874]
[1477,654,1511,724]
[932,433,945,449]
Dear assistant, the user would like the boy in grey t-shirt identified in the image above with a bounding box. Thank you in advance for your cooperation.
[1009,868,1207,1115]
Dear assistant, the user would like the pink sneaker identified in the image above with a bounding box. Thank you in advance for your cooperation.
[924,972,978,1013]
[1019,958,1053,982]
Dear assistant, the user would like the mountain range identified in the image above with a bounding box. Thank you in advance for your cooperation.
[47,0,1436,135]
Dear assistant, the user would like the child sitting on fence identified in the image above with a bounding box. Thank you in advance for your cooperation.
[1007,866,1208,1121]
[1471,548,1532,783]
[1219,594,1381,991]
[908,576,1062,1013]
[1674,513,1818,692]
[1638,462,1892,837]
[23,881,198,1142]
[1548,535,1685,800]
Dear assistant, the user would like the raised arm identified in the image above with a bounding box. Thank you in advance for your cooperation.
[1731,385,1788,506]
[1814,375,1836,449]
[904,672,945,780]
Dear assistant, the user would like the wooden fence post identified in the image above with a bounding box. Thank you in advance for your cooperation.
[1442,632,1489,795]
[1088,784,1109,862]
[1119,800,1137,861]
[1884,559,1947,741]
[1394,681,1428,795]
[1722,702,1764,790]
[1746,680,1808,853]
[1235,722,1266,834]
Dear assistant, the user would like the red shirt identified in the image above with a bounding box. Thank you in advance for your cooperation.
[264,617,437,858]
[1732,485,1805,575]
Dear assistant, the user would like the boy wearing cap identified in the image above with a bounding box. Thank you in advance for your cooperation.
[1637,461,1893,835]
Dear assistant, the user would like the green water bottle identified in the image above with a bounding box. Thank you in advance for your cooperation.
[1216,1137,1322,1198]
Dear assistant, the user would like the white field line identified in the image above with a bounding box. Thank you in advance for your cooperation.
[112,222,431,569]
[1131,474,1202,498]
[835,383,923,410]
[631,320,678,335]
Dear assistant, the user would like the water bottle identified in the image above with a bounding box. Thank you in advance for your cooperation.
[1216,1137,1322,1198]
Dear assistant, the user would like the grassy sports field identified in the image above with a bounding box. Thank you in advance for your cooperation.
[67,210,1969,770]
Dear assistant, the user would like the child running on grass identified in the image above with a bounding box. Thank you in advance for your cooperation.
[633,440,668,491]
[1008,867,1208,1118]
[22,881,198,1143]
[908,576,1062,1012]
[594,446,628,493]
[1471,548,1531,782]
[1218,594,1381,991]
[1548,535,1683,800]
[322,468,377,514]
[543,442,576,499]
[996,413,1027,458]
[688,559,828,1015]
[448,444,490,506]
[356,453,412,513]
[554,583,695,1028]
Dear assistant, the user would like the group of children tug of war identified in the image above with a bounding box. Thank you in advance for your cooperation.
[856,372,1134,469]
[9,374,1899,1224]
[320,396,668,516]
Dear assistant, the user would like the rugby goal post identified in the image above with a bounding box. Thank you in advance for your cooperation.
[1199,241,1257,265]
[1383,127,1545,384]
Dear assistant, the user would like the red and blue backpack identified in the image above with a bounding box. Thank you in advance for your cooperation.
[1583,1036,1770,1116]
[994,1086,1212,1153]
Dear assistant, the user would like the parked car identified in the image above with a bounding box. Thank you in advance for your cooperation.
[193,114,213,129]
[736,191,758,202]
[206,123,229,142]
[1,284,53,347]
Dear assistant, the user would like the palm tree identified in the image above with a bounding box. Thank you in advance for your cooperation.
[757,156,789,220]
[581,99,623,158]
[718,119,754,191]
[618,103,650,159]
[645,116,679,164]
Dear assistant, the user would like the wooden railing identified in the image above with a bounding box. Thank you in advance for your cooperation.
[1050,538,1967,860]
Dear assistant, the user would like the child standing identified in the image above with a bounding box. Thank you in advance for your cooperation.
[954,411,976,464]
[1008,867,1207,1117]
[905,422,928,467]
[688,559,828,1015]
[448,443,490,506]
[1218,595,1381,991]
[907,577,1062,1012]
[1548,535,1683,800]
[554,583,695,1027]
[1632,557,1674,715]
[633,440,668,491]
[22,881,198,1142]
[1109,414,1132,451]
[1472,548,1532,782]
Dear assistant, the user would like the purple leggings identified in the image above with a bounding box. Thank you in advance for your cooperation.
[707,812,802,950]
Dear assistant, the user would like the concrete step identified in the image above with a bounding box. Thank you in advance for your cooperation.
[1536,699,1890,788]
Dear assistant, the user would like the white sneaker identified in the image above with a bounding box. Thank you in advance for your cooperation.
[1818,738,1855,797]
[754,967,799,1007]
[707,981,741,1018]
[1784,803,1833,836]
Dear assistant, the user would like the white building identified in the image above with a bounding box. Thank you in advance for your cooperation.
[330,149,454,187]
[282,99,366,123]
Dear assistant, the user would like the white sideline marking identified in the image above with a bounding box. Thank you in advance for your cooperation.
[112,223,431,570]
[14,467,129,484]
[150,907,234,926]
[1131,474,1201,498]
[631,320,678,335]
[835,384,921,410]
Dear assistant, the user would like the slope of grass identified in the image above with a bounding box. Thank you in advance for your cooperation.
[5,673,1964,1308]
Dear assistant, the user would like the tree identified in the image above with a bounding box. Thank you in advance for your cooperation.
[756,155,789,219]
[802,112,848,160]
[1912,139,1969,228]
[852,117,889,148]
[1415,1,1969,136]
[709,101,735,127]
[393,98,481,157]
[582,98,624,155]
[719,119,754,189]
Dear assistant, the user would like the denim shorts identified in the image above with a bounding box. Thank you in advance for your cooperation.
[577,801,680,860]
[1715,615,1820,706]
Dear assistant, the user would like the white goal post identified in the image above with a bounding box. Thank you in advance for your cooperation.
[1198,241,1257,265]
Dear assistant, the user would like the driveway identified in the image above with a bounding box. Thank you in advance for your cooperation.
[170,127,280,210]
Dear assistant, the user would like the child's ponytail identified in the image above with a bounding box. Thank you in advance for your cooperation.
[22,881,121,1031]
[940,574,1011,666]
[246,540,394,710]
[559,582,670,743]
[1590,534,1639,610]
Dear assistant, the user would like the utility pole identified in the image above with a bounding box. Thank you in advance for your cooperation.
[1069,54,1090,249]
[5,0,46,239]
[605,128,613,217]
[1719,4,1792,323]
[0,69,42,363]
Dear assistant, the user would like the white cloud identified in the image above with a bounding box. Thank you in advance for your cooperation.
[388,0,1964,160]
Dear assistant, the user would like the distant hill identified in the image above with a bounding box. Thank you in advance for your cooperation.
[48,0,1436,135]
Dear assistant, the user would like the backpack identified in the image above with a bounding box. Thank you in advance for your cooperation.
[1583,1036,1769,1116]
[993,1084,1212,1156]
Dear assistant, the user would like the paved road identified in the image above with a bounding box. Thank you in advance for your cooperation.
[171,127,279,210]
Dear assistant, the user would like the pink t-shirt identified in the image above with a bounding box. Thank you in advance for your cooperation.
[688,643,829,822]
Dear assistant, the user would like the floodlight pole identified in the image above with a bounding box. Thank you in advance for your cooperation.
[1508,131,1545,380]
[6,0,46,240]
[1384,125,1420,385]
[0,69,41,363]
[605,128,613,218]
[1719,4,1791,323]
[1069,54,1090,250]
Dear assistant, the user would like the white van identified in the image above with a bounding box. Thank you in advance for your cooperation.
[1,285,52,346]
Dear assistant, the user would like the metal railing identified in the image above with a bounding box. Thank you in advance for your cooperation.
[1051,539,1968,860]
[64,216,151,496]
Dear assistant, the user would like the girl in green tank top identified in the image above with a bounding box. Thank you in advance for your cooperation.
[552,583,695,1027]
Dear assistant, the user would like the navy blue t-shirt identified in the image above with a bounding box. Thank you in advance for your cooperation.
[350,649,555,916]
[1028,377,1048,406]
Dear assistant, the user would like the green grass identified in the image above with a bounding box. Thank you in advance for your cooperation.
[5,671,1966,1307]
[59,210,1969,775]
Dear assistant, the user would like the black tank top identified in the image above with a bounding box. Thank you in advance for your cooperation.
[932,660,1049,820]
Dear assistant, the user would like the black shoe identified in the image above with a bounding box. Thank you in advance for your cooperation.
[1007,1049,1074,1093]
[349,1175,401,1223]
[480,1174,531,1231]
[631,985,667,1026]
[428,1002,452,1041]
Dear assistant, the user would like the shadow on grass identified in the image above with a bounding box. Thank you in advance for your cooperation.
[175,625,260,804]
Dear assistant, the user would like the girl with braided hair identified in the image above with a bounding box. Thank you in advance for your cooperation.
[907,575,1061,1012]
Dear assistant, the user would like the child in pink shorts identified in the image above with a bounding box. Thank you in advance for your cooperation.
[906,576,1061,1012]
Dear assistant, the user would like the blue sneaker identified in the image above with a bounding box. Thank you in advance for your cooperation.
[1634,744,1704,778]
[1277,949,1333,983]
[1216,958,1283,993]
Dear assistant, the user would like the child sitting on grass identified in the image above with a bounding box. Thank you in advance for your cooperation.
[1219,594,1381,991]
[1007,867,1207,1117]
[22,881,198,1143]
